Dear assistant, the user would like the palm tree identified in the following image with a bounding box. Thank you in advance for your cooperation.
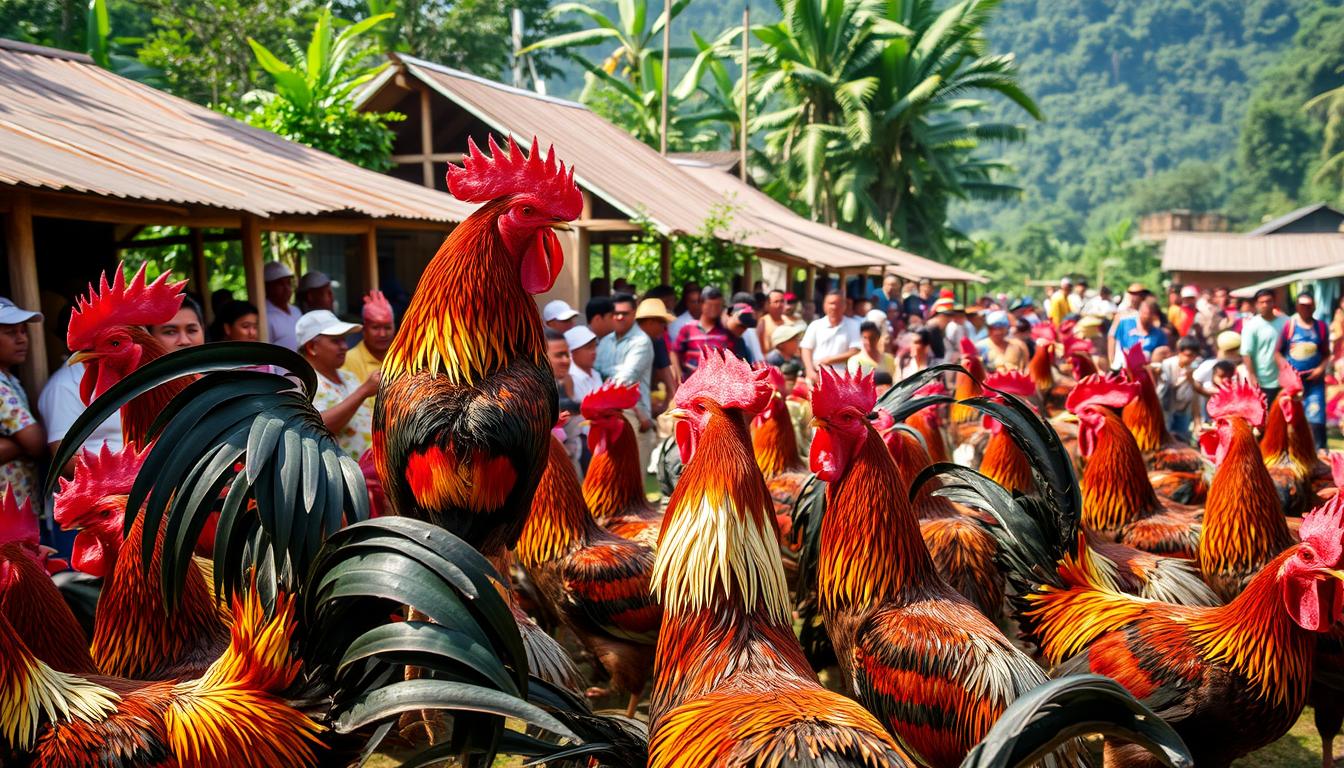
[750,0,1039,255]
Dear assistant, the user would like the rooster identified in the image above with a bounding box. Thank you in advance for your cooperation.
[810,368,1079,768]
[1118,344,1209,504]
[1196,380,1294,602]
[374,135,578,560]
[516,423,661,717]
[750,364,810,574]
[1069,373,1202,558]
[1016,495,1344,768]
[580,381,663,548]
[65,264,192,448]
[649,351,914,768]
[977,371,1041,495]
[948,336,986,442]
[1262,364,1334,516]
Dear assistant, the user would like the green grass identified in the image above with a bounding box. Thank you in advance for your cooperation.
[1233,708,1325,767]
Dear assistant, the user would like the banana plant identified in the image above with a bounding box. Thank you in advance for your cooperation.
[245,6,393,111]
[85,0,160,83]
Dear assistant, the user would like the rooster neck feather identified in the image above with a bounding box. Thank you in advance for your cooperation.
[1193,549,1315,709]
[92,515,227,680]
[821,428,939,612]
[980,429,1035,495]
[1082,409,1164,533]
[583,419,654,523]
[1199,418,1293,593]
[0,544,95,674]
[1260,395,1320,478]
[752,397,804,477]
[1122,375,1170,453]
[652,409,789,625]
[382,198,544,386]
[517,438,606,566]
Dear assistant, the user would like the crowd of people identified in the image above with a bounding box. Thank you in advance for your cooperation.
[2,264,1343,509]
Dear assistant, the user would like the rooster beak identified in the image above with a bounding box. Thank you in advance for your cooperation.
[809,417,826,429]
[1322,569,1344,582]
[67,350,93,366]
[666,407,688,420]
[549,220,573,232]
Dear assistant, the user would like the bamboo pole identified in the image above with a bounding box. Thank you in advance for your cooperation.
[659,0,671,155]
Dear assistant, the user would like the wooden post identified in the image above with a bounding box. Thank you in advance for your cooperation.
[420,87,434,189]
[360,225,380,300]
[601,241,612,279]
[742,250,753,293]
[241,215,267,341]
[659,238,672,286]
[4,191,47,394]
[576,225,592,305]
[804,264,816,306]
[190,228,210,321]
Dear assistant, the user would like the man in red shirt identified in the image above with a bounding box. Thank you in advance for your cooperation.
[672,285,731,378]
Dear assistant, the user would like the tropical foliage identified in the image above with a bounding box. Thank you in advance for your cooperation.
[600,202,757,290]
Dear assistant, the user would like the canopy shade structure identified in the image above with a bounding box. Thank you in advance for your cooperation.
[1231,260,1344,298]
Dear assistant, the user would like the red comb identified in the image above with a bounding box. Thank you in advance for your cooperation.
[1066,338,1093,356]
[1331,452,1344,488]
[54,443,149,527]
[674,349,772,415]
[1278,361,1303,397]
[959,336,979,358]
[1122,343,1147,377]
[580,380,638,418]
[1299,494,1344,564]
[0,486,37,548]
[67,263,186,350]
[1066,373,1139,415]
[446,135,582,219]
[754,362,787,396]
[984,370,1036,398]
[1031,324,1058,342]
[812,368,876,419]
[1206,379,1265,429]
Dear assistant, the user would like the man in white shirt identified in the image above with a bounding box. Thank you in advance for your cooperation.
[565,325,603,402]
[39,360,123,476]
[263,261,303,350]
[669,284,701,339]
[800,291,862,382]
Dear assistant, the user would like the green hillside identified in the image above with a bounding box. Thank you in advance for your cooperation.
[956,0,1344,242]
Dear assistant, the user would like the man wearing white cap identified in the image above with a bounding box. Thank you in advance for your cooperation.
[0,297,46,501]
[297,271,336,314]
[543,300,581,334]
[263,261,303,350]
[297,310,379,459]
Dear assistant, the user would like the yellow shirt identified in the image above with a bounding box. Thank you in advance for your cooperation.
[342,341,384,384]
[1047,290,1070,326]
[848,350,897,377]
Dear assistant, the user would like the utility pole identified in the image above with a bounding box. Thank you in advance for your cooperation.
[739,6,749,182]
[511,9,547,95]
[659,0,671,154]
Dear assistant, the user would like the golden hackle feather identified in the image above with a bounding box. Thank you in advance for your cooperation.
[0,611,118,751]
[1079,409,1167,534]
[752,393,805,478]
[516,436,600,567]
[165,589,323,768]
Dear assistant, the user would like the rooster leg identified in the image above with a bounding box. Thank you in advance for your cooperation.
[625,691,641,719]
[586,685,612,699]
[401,607,449,747]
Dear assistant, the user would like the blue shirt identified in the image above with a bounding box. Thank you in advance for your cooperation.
[595,326,654,419]
[1111,316,1168,364]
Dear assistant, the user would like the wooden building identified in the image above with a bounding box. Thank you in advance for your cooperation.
[355,53,984,310]
[0,39,474,396]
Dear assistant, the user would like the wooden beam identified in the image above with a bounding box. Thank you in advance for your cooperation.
[241,215,266,342]
[360,225,379,299]
[572,219,643,233]
[21,191,240,228]
[191,228,210,320]
[420,87,434,189]
[601,241,611,279]
[3,192,47,394]
[659,238,671,286]
[390,152,464,164]
[116,231,235,250]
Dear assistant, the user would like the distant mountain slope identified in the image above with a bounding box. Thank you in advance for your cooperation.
[956,0,1322,239]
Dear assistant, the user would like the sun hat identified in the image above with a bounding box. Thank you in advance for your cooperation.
[563,325,597,351]
[1180,285,1199,299]
[295,310,361,348]
[771,323,805,346]
[0,297,41,325]
[931,296,956,315]
[634,298,676,323]
[542,299,580,323]
[1126,282,1150,295]
[1216,331,1242,353]
[263,261,294,283]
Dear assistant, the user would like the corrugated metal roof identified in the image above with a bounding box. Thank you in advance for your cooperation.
[0,39,475,223]
[675,161,986,282]
[1231,260,1344,297]
[1161,233,1344,273]
[1245,202,1344,236]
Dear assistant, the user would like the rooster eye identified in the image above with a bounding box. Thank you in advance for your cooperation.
[1302,548,1316,563]
[521,205,534,216]
[110,340,119,348]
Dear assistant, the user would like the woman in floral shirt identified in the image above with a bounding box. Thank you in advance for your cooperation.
[296,309,379,459]
[0,298,47,502]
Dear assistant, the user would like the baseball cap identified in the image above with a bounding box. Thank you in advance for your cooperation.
[864,309,888,327]
[295,310,361,348]
[771,323,804,346]
[298,271,336,292]
[542,300,580,323]
[563,325,597,351]
[730,303,757,328]
[986,310,1010,328]
[1180,285,1199,299]
[634,298,676,323]
[1060,277,1073,287]
[0,297,41,325]
[1216,331,1242,353]
[1297,293,1315,305]
[263,261,294,283]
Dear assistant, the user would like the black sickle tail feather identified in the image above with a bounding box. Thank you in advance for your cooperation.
[959,674,1193,768]
[789,472,836,672]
